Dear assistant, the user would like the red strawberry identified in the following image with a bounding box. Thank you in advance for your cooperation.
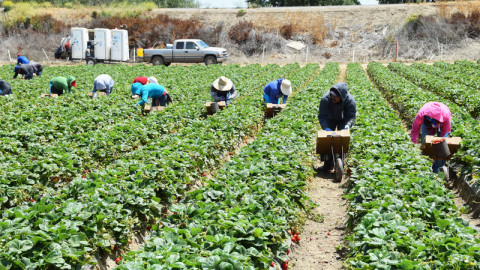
[147,226,151,231]
[202,172,207,177]
[115,257,122,263]
[310,237,313,241]
[271,262,275,267]
[82,175,86,178]
[30,198,35,202]
[286,249,290,255]
[295,234,300,242]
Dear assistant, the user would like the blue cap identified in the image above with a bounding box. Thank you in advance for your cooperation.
[14,66,20,73]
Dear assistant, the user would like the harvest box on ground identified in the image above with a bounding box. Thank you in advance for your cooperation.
[88,92,106,98]
[265,103,286,118]
[316,129,350,155]
[144,104,165,113]
[206,101,226,115]
[41,94,58,98]
[422,135,461,160]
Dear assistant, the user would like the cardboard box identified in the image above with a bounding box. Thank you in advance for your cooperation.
[316,129,350,155]
[144,105,165,113]
[41,94,58,98]
[88,92,106,98]
[205,101,226,115]
[265,103,286,118]
[422,135,461,160]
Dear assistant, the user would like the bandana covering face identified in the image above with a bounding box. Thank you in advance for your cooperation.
[424,115,438,128]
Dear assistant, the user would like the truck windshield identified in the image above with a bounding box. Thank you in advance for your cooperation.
[198,41,209,48]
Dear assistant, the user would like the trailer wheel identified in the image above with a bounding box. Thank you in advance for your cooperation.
[204,56,217,66]
[152,56,165,66]
[334,158,343,183]
[86,57,96,66]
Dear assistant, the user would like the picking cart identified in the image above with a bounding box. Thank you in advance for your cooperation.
[316,129,350,183]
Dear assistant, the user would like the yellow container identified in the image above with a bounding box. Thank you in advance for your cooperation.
[137,48,144,57]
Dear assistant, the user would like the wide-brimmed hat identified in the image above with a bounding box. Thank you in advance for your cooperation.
[281,79,292,95]
[213,76,233,91]
[148,76,158,84]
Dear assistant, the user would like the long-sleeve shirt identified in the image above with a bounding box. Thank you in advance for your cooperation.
[411,102,451,144]
[30,62,43,73]
[93,74,114,95]
[136,84,167,106]
[210,85,237,102]
[13,65,34,79]
[263,79,288,104]
[318,82,357,130]
[16,56,30,65]
[0,80,12,96]
[49,76,76,94]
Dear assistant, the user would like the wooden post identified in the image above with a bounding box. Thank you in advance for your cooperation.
[42,49,51,63]
[8,49,12,62]
[394,41,398,62]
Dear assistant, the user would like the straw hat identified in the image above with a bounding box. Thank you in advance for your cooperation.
[213,76,233,91]
[280,79,292,95]
[148,76,158,84]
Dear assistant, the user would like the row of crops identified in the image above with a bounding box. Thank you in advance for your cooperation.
[0,60,479,269]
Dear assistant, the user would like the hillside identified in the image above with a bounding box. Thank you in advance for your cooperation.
[1,1,480,64]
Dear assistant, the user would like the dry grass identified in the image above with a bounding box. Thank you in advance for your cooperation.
[253,11,331,44]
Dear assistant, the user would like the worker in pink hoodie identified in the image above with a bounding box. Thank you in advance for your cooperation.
[411,102,452,173]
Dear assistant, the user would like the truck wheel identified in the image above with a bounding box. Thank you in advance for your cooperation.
[152,56,165,66]
[204,56,217,66]
[86,57,96,66]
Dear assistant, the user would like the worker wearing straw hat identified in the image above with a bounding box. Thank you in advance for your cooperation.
[210,76,237,105]
[263,78,292,104]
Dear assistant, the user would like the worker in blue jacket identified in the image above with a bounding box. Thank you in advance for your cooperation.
[93,74,114,95]
[131,82,169,107]
[16,54,30,65]
[263,78,292,104]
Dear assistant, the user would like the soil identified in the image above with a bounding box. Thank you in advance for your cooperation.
[289,159,349,270]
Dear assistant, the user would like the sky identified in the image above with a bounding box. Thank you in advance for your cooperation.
[197,0,378,8]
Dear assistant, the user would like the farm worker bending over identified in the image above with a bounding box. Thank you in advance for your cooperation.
[318,82,357,131]
[30,62,43,76]
[16,54,30,65]
[263,78,292,104]
[211,76,237,105]
[132,76,149,85]
[13,64,34,80]
[318,82,357,172]
[49,76,77,95]
[411,102,452,174]
[93,74,114,95]
[131,82,169,107]
[0,80,13,96]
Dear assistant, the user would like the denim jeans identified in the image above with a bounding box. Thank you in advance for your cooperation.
[421,124,445,173]
[152,95,167,106]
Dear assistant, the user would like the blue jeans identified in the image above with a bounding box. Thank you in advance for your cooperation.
[36,71,42,76]
[152,95,167,106]
[24,74,33,80]
[421,124,445,173]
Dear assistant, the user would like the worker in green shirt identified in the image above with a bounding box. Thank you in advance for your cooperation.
[49,76,77,95]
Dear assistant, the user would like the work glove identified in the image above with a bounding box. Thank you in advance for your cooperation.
[344,125,350,130]
[325,128,332,131]
[444,132,450,138]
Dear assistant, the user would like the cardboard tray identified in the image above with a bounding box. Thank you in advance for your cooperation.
[422,135,461,160]
[206,101,226,115]
[89,92,106,98]
[265,103,286,118]
[41,94,58,98]
[316,129,350,155]
[144,105,165,113]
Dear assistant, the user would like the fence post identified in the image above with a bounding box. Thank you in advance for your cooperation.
[352,48,355,62]
[8,49,11,62]
[394,41,398,62]
[261,45,265,65]
[305,46,309,63]
[42,49,51,63]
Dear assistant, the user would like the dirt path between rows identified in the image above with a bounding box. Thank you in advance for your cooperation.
[289,159,349,270]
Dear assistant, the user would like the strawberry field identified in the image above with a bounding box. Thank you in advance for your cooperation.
[0,61,479,269]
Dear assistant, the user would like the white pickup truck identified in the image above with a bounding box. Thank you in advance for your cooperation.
[142,39,229,66]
